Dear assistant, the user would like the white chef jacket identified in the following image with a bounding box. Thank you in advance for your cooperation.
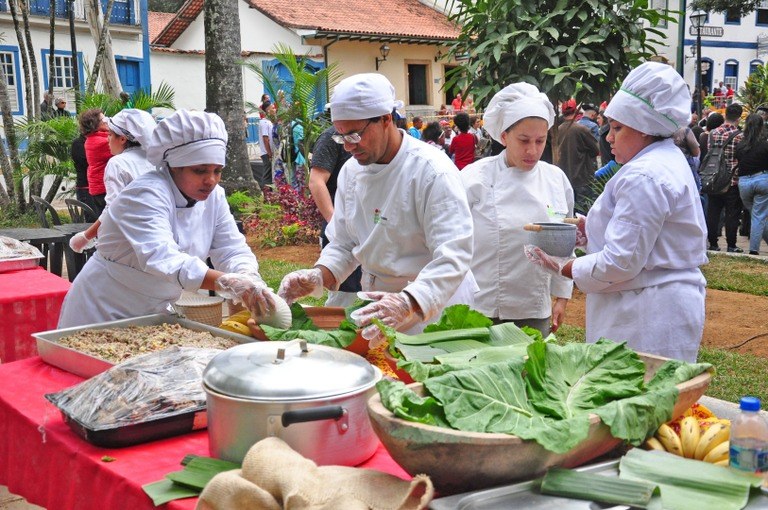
[58,169,258,328]
[571,138,708,361]
[317,132,475,324]
[102,146,155,209]
[461,154,574,319]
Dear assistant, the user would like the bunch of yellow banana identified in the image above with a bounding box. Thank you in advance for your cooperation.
[644,405,731,465]
[218,310,254,337]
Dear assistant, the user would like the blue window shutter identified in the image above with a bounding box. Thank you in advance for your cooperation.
[0,0,7,12]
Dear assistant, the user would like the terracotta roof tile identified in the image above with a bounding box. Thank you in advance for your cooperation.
[148,12,176,43]
[248,0,460,41]
[150,0,458,48]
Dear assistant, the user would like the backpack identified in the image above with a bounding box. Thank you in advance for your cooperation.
[699,129,740,195]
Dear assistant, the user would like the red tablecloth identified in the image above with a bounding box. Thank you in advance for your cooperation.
[0,267,70,363]
[0,357,409,510]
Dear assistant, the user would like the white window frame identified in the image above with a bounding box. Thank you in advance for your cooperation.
[0,50,19,113]
[650,0,668,28]
[43,51,78,111]
[757,0,768,26]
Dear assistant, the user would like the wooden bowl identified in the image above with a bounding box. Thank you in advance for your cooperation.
[367,352,712,495]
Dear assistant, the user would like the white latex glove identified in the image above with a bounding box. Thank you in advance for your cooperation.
[215,273,275,319]
[574,213,588,248]
[524,245,573,278]
[277,268,324,304]
[350,291,418,349]
[69,232,96,253]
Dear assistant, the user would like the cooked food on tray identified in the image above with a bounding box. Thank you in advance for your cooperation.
[0,236,43,260]
[56,323,238,363]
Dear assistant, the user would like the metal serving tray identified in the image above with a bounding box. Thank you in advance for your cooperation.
[429,458,768,509]
[0,255,42,273]
[34,314,254,378]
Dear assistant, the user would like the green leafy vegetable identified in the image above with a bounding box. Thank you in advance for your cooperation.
[541,467,656,508]
[288,303,319,331]
[619,449,763,510]
[376,379,449,427]
[422,304,493,332]
[258,324,357,349]
[142,479,199,506]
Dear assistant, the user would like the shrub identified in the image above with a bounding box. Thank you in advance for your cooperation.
[243,182,322,247]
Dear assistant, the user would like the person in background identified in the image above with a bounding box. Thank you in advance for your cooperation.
[558,99,599,213]
[526,62,708,362]
[421,121,445,151]
[69,109,157,253]
[70,133,94,210]
[470,116,490,160]
[53,97,69,117]
[462,82,574,336]
[258,103,275,187]
[734,113,768,255]
[59,110,276,328]
[698,112,724,161]
[441,120,455,151]
[706,103,744,253]
[673,124,701,192]
[463,97,476,114]
[437,104,449,116]
[449,112,477,170]
[278,73,476,347]
[407,117,423,139]
[40,92,53,119]
[451,92,463,112]
[308,126,362,307]
[80,108,112,215]
[577,103,600,140]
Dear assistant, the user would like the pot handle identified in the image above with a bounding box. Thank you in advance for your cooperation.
[274,339,309,363]
[523,223,543,232]
[282,405,346,428]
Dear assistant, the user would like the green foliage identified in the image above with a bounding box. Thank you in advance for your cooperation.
[442,0,672,109]
[242,43,344,184]
[78,82,175,116]
[735,63,768,114]
[226,190,259,218]
[16,115,80,190]
[691,0,761,18]
[701,254,768,296]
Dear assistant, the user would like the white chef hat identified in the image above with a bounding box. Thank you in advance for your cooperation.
[106,109,157,147]
[146,110,228,168]
[604,62,691,137]
[329,73,404,122]
[482,82,555,143]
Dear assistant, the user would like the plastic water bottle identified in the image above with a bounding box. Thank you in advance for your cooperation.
[729,396,768,476]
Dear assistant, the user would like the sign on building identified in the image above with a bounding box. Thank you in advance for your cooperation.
[689,26,724,37]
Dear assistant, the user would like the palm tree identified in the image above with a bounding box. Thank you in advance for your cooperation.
[243,43,343,186]
[736,64,768,114]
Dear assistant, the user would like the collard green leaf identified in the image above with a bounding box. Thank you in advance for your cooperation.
[425,361,592,453]
[258,325,357,348]
[376,379,448,427]
[288,303,319,330]
[524,339,645,420]
[594,385,678,445]
[422,304,493,332]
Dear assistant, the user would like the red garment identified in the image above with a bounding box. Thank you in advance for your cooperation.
[451,97,463,111]
[450,132,476,170]
[726,87,735,98]
[84,130,111,195]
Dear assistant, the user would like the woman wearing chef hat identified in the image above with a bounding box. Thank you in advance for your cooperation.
[69,109,157,253]
[59,110,276,328]
[526,62,708,362]
[462,83,574,336]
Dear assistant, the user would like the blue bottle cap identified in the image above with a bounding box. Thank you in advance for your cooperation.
[740,396,761,411]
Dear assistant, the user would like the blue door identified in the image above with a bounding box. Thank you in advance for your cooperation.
[263,59,326,116]
[116,59,141,95]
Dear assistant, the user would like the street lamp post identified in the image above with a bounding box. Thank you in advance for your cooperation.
[690,10,707,120]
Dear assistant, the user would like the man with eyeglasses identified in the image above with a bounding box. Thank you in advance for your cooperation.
[279,73,476,348]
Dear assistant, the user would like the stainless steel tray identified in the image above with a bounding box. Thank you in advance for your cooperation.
[429,458,768,509]
[0,255,43,273]
[34,314,254,378]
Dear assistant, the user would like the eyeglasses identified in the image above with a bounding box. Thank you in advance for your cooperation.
[332,120,374,145]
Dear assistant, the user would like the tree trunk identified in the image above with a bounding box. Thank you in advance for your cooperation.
[203,0,259,196]
[86,0,122,96]
[20,0,41,118]
[68,0,81,111]
[48,0,56,102]
[8,0,34,119]
[44,175,63,203]
[0,64,16,207]
[0,49,24,210]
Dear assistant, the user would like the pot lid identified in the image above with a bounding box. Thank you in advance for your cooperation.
[203,339,379,401]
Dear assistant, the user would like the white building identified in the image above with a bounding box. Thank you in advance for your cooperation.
[653,1,768,99]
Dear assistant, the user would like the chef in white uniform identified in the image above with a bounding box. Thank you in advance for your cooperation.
[59,110,275,328]
[461,83,574,336]
[69,109,157,253]
[526,62,708,362]
[278,73,477,346]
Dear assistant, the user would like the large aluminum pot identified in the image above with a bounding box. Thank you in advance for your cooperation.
[203,339,382,465]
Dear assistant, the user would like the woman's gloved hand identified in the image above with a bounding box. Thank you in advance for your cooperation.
[69,232,96,253]
[574,213,587,248]
[277,268,324,304]
[215,273,275,318]
[524,245,573,278]
[350,291,419,349]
